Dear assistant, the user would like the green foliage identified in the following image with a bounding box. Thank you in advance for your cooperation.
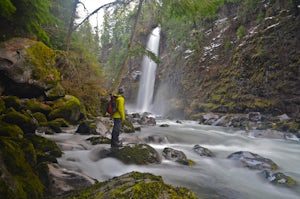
[162,0,224,18]
[0,0,16,18]
[0,0,53,44]
[257,11,264,23]
[237,25,246,39]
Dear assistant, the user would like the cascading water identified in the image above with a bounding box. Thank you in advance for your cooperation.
[136,27,160,113]
[48,120,300,199]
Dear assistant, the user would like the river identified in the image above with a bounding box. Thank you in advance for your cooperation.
[47,120,300,199]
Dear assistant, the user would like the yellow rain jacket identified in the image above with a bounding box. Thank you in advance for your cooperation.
[112,94,125,120]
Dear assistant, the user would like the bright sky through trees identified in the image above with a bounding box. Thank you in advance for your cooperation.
[78,0,115,29]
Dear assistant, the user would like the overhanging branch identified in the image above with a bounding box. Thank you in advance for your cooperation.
[74,0,130,31]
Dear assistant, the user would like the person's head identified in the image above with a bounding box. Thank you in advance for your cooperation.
[118,87,124,94]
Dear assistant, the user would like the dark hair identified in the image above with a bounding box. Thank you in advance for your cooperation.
[118,88,124,94]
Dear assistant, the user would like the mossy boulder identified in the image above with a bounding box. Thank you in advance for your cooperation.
[2,110,36,134]
[25,134,62,164]
[63,171,198,199]
[76,120,97,135]
[259,170,297,187]
[32,112,48,123]
[0,38,62,98]
[109,144,161,165]
[49,95,83,124]
[0,122,24,137]
[0,137,44,199]
[86,136,111,145]
[1,96,21,111]
[42,118,69,133]
[45,82,65,100]
[122,118,135,133]
[162,147,194,166]
[24,99,52,114]
[0,98,5,113]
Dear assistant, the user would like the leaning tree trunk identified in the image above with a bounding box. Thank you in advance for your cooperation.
[105,0,144,96]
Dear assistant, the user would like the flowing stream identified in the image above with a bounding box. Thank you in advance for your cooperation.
[46,120,300,199]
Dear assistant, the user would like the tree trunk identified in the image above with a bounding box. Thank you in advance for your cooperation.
[293,0,299,16]
[106,0,144,95]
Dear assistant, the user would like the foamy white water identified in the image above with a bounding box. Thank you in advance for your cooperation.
[47,120,300,199]
[136,27,160,113]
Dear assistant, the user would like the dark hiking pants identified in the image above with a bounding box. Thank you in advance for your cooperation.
[111,118,122,147]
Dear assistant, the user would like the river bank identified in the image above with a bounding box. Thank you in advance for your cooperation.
[43,116,300,199]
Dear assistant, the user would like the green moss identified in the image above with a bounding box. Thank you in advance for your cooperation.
[122,119,135,133]
[25,134,62,164]
[2,96,21,111]
[45,82,65,100]
[24,99,52,114]
[0,98,5,113]
[237,25,245,39]
[0,137,44,198]
[109,144,160,165]
[25,42,60,85]
[86,136,111,145]
[0,180,15,199]
[0,122,24,137]
[32,112,48,123]
[198,103,220,112]
[64,172,198,199]
[42,118,69,133]
[2,110,36,134]
[49,95,82,124]
[21,138,37,167]
[273,121,300,133]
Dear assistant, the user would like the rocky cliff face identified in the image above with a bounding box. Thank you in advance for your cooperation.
[157,1,300,120]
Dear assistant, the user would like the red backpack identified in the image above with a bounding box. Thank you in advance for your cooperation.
[107,95,118,115]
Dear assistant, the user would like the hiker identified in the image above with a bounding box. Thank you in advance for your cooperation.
[111,87,125,147]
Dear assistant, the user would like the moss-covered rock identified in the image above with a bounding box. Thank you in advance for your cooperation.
[25,134,62,164]
[49,95,83,124]
[63,171,198,199]
[24,98,52,114]
[32,112,48,123]
[2,110,36,134]
[45,82,65,100]
[0,38,62,98]
[42,118,69,133]
[109,144,161,165]
[162,147,194,166]
[259,170,297,187]
[76,120,97,135]
[1,96,22,111]
[0,98,5,113]
[0,137,44,199]
[86,136,111,145]
[0,122,24,137]
[122,118,135,133]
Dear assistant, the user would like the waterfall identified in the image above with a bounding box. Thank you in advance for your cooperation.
[136,27,160,113]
